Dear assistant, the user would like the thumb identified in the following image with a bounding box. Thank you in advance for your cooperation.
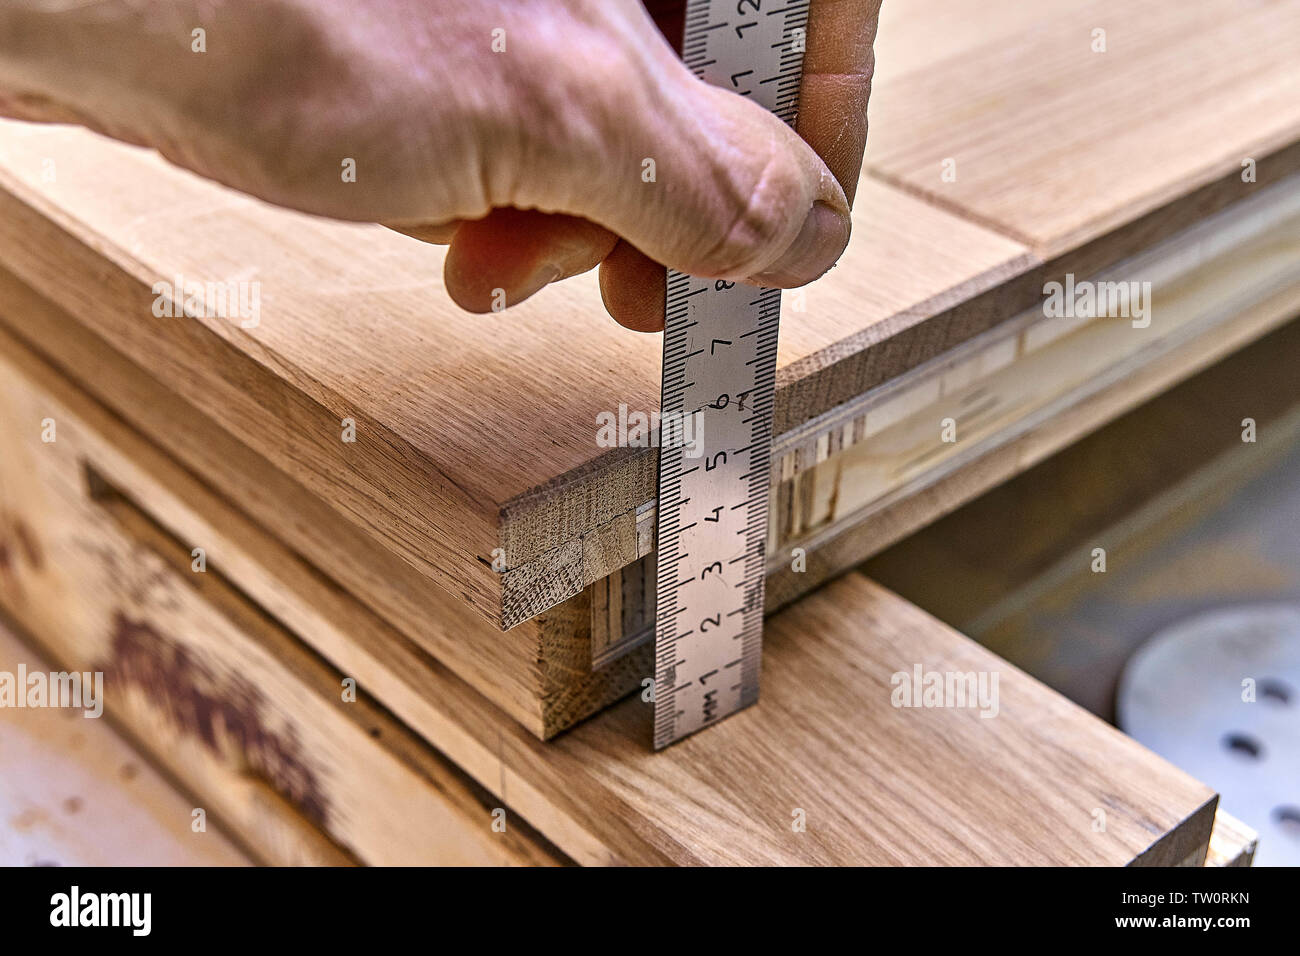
[660,80,854,286]
[524,8,851,287]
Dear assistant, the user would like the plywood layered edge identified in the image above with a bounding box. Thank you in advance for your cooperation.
[501,148,1300,625]
[540,176,1300,682]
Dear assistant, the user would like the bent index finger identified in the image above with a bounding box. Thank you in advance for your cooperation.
[798,0,884,206]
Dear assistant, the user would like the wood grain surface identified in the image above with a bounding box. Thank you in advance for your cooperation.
[866,0,1300,257]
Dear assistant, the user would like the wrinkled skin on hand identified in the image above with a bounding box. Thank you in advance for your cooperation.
[0,0,880,329]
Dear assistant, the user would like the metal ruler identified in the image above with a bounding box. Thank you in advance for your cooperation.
[653,0,810,749]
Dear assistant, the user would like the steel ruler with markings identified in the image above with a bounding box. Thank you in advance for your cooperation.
[653,0,810,749]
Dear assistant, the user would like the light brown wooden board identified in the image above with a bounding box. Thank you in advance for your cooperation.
[0,335,564,865]
[557,572,1218,865]
[0,272,639,739]
[0,123,1032,629]
[865,0,1300,258]
[0,616,250,866]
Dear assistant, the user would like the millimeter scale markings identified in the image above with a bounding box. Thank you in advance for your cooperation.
[653,0,810,749]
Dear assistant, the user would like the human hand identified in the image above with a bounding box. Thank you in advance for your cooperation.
[0,0,881,329]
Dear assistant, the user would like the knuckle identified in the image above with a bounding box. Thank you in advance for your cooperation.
[693,142,804,278]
